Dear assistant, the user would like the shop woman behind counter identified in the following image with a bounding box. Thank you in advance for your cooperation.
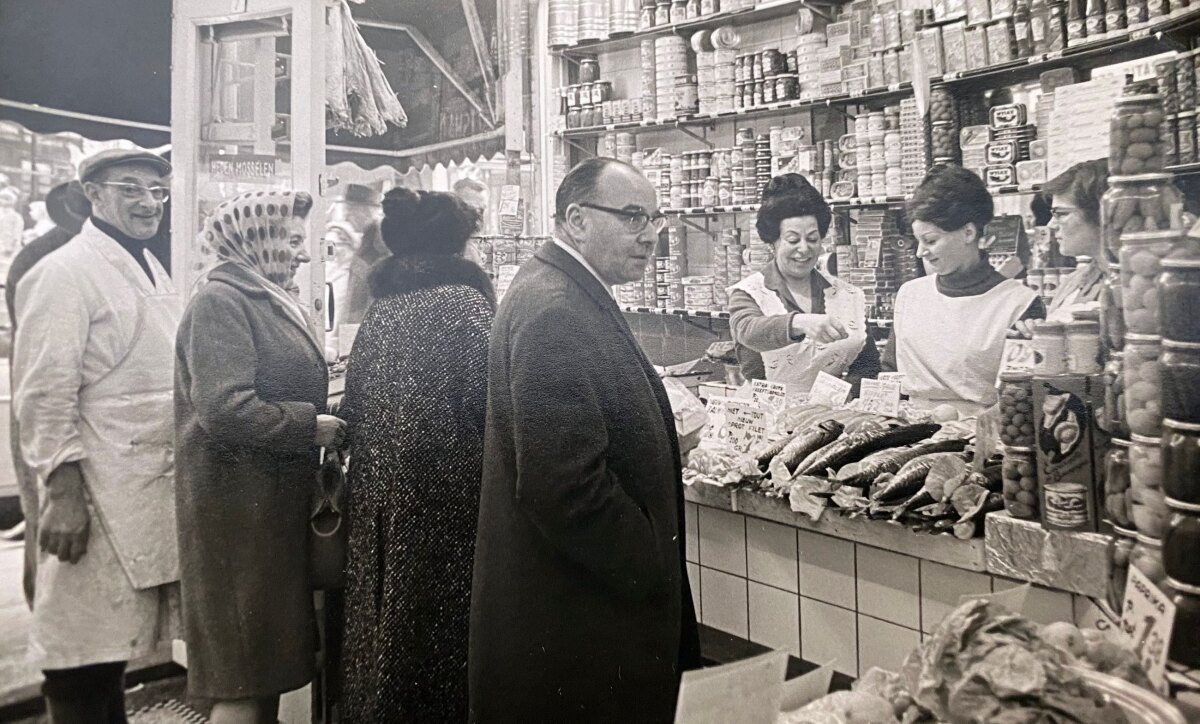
[883,166,1045,417]
[729,174,880,395]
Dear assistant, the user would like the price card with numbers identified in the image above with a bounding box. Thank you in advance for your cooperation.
[700,397,729,444]
[722,400,770,453]
[858,378,902,417]
[808,371,852,408]
[751,380,789,417]
[1121,564,1176,695]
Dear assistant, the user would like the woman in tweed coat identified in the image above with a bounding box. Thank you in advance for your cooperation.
[338,187,494,722]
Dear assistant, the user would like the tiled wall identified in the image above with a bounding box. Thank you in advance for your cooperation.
[686,503,1081,678]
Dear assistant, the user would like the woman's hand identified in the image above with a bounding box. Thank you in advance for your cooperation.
[1011,319,1038,339]
[314,414,347,449]
[791,314,849,344]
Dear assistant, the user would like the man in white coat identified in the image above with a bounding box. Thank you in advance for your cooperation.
[13,149,179,722]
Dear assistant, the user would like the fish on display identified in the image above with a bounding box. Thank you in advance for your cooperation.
[871,453,944,504]
[776,420,845,474]
[834,438,969,489]
[796,422,941,477]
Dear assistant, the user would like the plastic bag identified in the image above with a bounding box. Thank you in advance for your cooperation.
[663,377,708,456]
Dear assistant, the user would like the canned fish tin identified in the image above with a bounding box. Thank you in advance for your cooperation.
[987,140,1022,165]
[985,164,1017,187]
[1043,482,1092,530]
[990,103,1028,129]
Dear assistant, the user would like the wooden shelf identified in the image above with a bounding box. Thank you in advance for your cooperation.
[620,305,732,320]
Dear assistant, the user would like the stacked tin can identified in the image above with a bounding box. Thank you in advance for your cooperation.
[655,36,689,119]
[794,33,826,100]
[608,0,639,36]
[639,39,658,121]
[577,0,609,42]
[653,226,687,308]
[697,46,737,115]
[1155,52,1198,167]
[754,133,771,199]
[735,128,757,203]
[900,98,932,195]
[641,250,657,306]
[984,103,1037,188]
[548,0,579,48]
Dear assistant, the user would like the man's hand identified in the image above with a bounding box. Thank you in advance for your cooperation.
[39,462,90,564]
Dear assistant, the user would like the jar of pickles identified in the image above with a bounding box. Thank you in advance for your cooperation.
[999,372,1036,447]
[1159,258,1200,344]
[1100,174,1183,263]
[1162,341,1200,424]
[1129,433,1167,537]
[1164,502,1200,587]
[1123,334,1162,437]
[1110,94,1168,176]
[1164,418,1200,504]
[1168,578,1200,668]
[1001,446,1039,519]
[1099,264,1125,352]
[1104,438,1133,529]
[1132,533,1169,593]
[1120,231,1183,336]
[1109,529,1136,612]
[1103,352,1129,438]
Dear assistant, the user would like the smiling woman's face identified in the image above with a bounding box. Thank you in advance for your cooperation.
[912,219,983,276]
[773,216,823,281]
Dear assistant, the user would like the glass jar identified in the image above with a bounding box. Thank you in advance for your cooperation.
[1033,321,1067,375]
[1000,372,1036,447]
[1066,314,1102,374]
[1160,258,1200,344]
[1100,265,1125,353]
[1100,174,1183,263]
[1162,341,1200,424]
[578,57,601,84]
[1105,438,1134,529]
[1123,334,1162,437]
[1103,352,1130,438]
[1130,433,1167,538]
[1164,418,1200,504]
[1109,529,1136,612]
[1002,445,1039,519]
[1131,533,1169,592]
[1119,231,1183,336]
[1111,94,1167,176]
[1164,503,1200,586]
[1168,578,1200,668]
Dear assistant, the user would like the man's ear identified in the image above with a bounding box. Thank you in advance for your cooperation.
[564,203,587,237]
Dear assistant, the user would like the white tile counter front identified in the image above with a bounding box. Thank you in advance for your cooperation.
[683,484,1107,680]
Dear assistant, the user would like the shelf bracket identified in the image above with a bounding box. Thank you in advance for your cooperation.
[679,216,718,238]
[798,1,839,23]
[564,137,596,157]
[675,123,714,148]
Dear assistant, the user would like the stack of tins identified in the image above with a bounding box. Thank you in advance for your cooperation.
[642,246,657,305]
[608,0,639,36]
[655,36,689,119]
[640,39,658,121]
[737,128,757,204]
[1153,52,1199,167]
[577,0,608,43]
[794,32,827,100]
[693,28,738,115]
[666,226,688,308]
[548,0,579,48]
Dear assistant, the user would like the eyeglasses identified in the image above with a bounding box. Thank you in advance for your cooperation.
[577,202,668,234]
[95,181,170,202]
[1050,207,1077,222]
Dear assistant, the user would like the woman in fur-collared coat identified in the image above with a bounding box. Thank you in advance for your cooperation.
[338,187,494,723]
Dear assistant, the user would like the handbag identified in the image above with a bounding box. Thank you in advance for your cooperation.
[309,448,348,590]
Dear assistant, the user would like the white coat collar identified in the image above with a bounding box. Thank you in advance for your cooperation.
[78,220,173,295]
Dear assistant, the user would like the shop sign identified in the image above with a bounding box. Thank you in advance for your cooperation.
[750,379,788,417]
[807,371,852,408]
[1120,564,1176,695]
[858,378,902,417]
[208,154,277,181]
[722,399,770,453]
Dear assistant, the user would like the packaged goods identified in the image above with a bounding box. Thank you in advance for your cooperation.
[1160,259,1200,343]
[1016,160,1047,186]
[1124,335,1163,437]
[918,28,946,76]
[999,372,1036,446]
[968,0,994,24]
[1105,438,1133,529]
[1033,321,1067,374]
[1002,445,1039,518]
[1164,418,1200,504]
[1033,373,1105,533]
[1164,504,1200,586]
[989,19,1016,61]
[964,25,990,68]
[1178,110,1196,165]
[1068,0,1088,42]
[1106,0,1128,29]
[1100,174,1184,262]
[1066,315,1101,374]
[1110,93,1168,176]
[990,103,1028,128]
[943,22,968,73]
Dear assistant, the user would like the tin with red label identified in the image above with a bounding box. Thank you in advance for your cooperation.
[990,103,1028,129]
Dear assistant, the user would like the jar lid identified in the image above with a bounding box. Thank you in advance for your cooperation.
[1000,371,1033,382]
[1107,173,1174,184]
[1112,437,1132,448]
[1166,497,1200,513]
[1120,230,1184,244]
[1113,523,1139,538]
[1130,433,1163,445]
[1165,418,1200,432]
[1161,258,1200,269]
[1001,444,1036,454]
[1167,577,1200,595]
[1066,320,1101,333]
[1124,332,1163,344]
[1135,533,1163,547]
[1164,340,1200,351]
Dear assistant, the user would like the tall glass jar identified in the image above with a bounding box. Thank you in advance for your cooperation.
[999,372,1036,447]
[1002,446,1039,519]
[1033,321,1067,375]
[1109,529,1136,612]
[1129,433,1167,538]
[1131,533,1169,593]
[1162,341,1200,424]
[1160,258,1200,344]
[1100,263,1125,353]
[1110,94,1167,176]
[1105,438,1134,529]
[1066,313,1102,374]
[1123,334,1162,437]
[1103,352,1130,438]
[1120,231,1183,336]
[1164,502,1200,586]
[1164,418,1200,505]
[1100,174,1183,263]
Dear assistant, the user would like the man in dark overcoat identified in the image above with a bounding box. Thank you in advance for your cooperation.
[469,158,701,723]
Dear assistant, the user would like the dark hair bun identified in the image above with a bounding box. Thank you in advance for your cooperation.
[761,173,819,203]
[755,173,831,243]
[382,186,421,219]
[380,187,479,257]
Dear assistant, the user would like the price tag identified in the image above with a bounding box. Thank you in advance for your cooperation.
[859,378,902,417]
[807,371,852,408]
[723,399,771,453]
[1121,565,1176,695]
[751,380,789,416]
[700,397,730,443]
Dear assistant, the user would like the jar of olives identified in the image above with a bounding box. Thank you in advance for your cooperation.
[1161,341,1200,424]
[1123,334,1162,437]
[1103,352,1130,438]
[1109,528,1136,612]
[1104,438,1133,529]
[1159,258,1200,344]
[1164,501,1200,587]
[1168,578,1200,668]
[999,372,1036,447]
[1130,533,1169,593]
[1099,264,1125,352]
[1100,174,1183,263]
[1110,94,1167,176]
[1163,418,1200,504]
[1119,231,1183,336]
[1129,432,1167,538]
[1001,445,1039,519]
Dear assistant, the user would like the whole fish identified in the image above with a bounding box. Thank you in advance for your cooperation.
[776,420,845,474]
[835,438,970,489]
[752,433,801,470]
[871,452,946,504]
[797,422,941,477]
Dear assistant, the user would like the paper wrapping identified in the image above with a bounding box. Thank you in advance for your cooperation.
[984,513,1111,598]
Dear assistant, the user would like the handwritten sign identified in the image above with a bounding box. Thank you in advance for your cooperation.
[723,399,770,453]
[751,379,789,416]
[858,378,901,417]
[808,371,852,408]
[700,397,729,443]
[1121,564,1176,695]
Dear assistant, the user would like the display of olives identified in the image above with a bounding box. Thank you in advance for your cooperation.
[1124,335,1163,437]
[1129,434,1166,538]
[1100,175,1184,262]
[1104,440,1133,529]
[1002,446,1038,519]
[1000,374,1036,447]
[1110,95,1168,175]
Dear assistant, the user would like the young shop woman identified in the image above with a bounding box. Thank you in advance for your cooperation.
[884,165,1046,417]
[729,173,880,395]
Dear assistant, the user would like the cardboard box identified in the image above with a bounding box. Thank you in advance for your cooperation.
[1033,374,1109,533]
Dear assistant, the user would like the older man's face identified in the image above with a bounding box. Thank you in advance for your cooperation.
[84,163,168,241]
[570,165,660,286]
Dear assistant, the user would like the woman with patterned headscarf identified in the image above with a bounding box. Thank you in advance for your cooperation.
[174,190,347,724]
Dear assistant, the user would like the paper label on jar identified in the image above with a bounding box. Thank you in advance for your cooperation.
[1120,564,1175,696]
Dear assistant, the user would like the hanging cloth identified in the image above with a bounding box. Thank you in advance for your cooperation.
[326,0,408,137]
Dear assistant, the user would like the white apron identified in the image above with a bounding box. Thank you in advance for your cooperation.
[893,275,1037,418]
[29,229,182,669]
[730,269,868,397]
